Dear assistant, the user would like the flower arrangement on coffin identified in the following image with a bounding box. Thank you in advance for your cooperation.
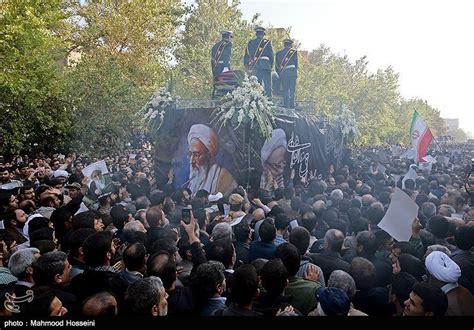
[140,87,175,132]
[211,75,275,139]
[334,104,360,143]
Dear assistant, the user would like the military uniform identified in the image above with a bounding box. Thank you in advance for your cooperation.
[275,39,298,108]
[211,31,232,77]
[244,27,274,97]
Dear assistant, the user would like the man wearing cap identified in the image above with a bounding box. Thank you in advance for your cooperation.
[310,287,351,316]
[211,31,232,77]
[187,124,237,197]
[244,26,274,97]
[276,39,298,108]
[65,182,82,200]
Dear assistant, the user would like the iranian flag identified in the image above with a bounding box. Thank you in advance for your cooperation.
[410,111,433,162]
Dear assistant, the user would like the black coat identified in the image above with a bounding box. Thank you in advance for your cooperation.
[452,249,474,295]
[211,40,232,76]
[308,250,351,281]
[70,269,128,304]
[244,37,274,71]
[275,47,298,77]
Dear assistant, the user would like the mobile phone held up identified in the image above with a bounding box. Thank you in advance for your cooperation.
[182,208,191,224]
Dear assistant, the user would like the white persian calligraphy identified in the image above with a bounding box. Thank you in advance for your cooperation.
[287,132,312,182]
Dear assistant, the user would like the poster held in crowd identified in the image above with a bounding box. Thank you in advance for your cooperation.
[82,160,109,178]
[378,188,419,242]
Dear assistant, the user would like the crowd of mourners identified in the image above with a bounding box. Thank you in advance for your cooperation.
[0,143,473,317]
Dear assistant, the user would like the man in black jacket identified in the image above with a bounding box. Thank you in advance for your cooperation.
[244,27,274,97]
[275,39,298,108]
[211,31,232,77]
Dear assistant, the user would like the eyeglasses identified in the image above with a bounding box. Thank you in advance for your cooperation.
[267,160,287,170]
[188,151,207,159]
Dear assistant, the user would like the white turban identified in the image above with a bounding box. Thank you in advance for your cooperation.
[425,251,461,283]
[53,170,69,178]
[187,124,219,156]
[261,128,287,164]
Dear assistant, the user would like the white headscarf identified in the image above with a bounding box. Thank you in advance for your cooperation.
[425,251,461,283]
[260,128,287,164]
[187,124,219,156]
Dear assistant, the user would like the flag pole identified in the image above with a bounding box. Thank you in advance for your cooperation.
[431,135,444,153]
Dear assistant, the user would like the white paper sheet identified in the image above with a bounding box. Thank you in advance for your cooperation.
[402,166,417,189]
[422,155,437,163]
[378,188,419,242]
[75,202,89,215]
[419,161,433,174]
[82,160,109,178]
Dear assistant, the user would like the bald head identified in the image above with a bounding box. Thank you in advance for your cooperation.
[147,252,171,276]
[324,229,345,252]
[146,206,164,228]
[253,208,265,221]
[312,200,325,211]
[82,292,118,317]
[361,194,375,207]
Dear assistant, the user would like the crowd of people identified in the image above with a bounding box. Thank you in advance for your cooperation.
[0,142,473,317]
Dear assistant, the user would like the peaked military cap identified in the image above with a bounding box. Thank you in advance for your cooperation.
[254,26,266,33]
[283,38,294,45]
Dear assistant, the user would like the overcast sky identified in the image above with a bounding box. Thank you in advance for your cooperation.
[236,0,473,136]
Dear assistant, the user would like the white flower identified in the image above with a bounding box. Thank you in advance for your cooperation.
[211,73,275,138]
[144,108,152,119]
[335,105,360,141]
[149,110,158,119]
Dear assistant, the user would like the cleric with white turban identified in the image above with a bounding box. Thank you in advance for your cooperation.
[186,124,237,197]
[425,251,461,284]
[187,124,219,156]
[260,128,287,192]
[261,128,287,164]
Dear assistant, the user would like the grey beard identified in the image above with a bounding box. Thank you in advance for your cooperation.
[159,306,168,316]
[189,163,209,194]
[94,177,106,190]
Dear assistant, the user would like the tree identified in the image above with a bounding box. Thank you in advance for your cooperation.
[0,0,72,154]
[450,128,468,142]
[298,47,402,145]
[63,0,184,153]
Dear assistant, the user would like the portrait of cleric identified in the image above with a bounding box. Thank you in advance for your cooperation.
[186,124,237,197]
[88,168,114,200]
[260,128,288,193]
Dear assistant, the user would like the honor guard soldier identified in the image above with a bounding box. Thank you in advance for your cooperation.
[244,26,274,97]
[211,31,232,77]
[275,39,298,108]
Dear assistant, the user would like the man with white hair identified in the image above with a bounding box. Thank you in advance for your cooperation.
[187,124,237,197]
[329,189,343,207]
[125,276,168,316]
[260,128,287,193]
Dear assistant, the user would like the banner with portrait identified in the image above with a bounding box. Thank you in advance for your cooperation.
[153,107,341,196]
